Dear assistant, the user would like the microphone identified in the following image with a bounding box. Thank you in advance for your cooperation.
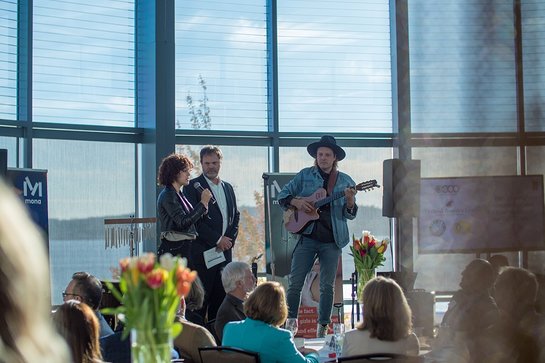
[194,182,216,204]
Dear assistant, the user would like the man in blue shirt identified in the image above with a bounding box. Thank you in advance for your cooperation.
[278,135,357,338]
[62,271,114,338]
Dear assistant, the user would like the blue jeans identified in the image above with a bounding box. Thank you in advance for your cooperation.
[287,236,342,325]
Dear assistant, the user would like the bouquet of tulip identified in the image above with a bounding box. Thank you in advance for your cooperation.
[350,231,389,270]
[349,231,389,299]
[103,253,196,363]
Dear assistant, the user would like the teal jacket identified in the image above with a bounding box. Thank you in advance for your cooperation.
[277,166,358,248]
[223,318,319,363]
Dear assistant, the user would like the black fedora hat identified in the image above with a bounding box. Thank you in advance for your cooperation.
[307,135,346,161]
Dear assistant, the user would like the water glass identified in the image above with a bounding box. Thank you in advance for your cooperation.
[333,323,345,356]
[285,318,298,337]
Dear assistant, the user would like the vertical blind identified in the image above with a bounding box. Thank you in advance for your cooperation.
[0,0,17,120]
[277,0,392,133]
[175,0,268,131]
[33,0,135,126]
[409,0,517,133]
[522,0,545,131]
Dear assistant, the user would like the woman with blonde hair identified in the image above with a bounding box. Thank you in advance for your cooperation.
[223,281,319,363]
[53,300,104,363]
[0,180,69,363]
[342,276,420,357]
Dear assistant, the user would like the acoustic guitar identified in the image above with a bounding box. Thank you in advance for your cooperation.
[283,180,380,234]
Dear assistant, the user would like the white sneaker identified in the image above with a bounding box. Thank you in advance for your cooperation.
[316,323,329,338]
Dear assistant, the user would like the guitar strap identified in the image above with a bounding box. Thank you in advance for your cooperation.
[327,167,338,196]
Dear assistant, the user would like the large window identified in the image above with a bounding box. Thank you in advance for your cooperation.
[33,139,136,304]
[277,0,392,132]
[0,136,17,166]
[33,0,135,126]
[0,0,17,120]
[409,0,517,133]
[175,0,268,131]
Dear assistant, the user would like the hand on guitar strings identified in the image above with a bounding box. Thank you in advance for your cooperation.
[290,198,315,213]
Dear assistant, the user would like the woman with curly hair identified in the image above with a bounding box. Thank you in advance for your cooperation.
[156,153,212,259]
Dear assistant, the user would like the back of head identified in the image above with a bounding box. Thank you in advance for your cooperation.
[460,258,496,292]
[358,277,413,341]
[494,267,538,316]
[53,300,102,363]
[244,281,287,327]
[221,261,249,293]
[186,276,205,312]
[71,272,103,310]
[487,255,509,275]
[0,180,69,363]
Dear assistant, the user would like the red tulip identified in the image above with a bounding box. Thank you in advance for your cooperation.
[146,268,167,289]
[137,253,155,274]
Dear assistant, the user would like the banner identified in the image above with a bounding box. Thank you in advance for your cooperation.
[7,168,49,247]
[263,172,297,279]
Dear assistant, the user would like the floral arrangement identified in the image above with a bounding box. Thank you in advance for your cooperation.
[103,253,196,362]
[349,230,389,270]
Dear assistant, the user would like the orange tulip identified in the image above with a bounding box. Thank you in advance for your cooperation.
[119,257,130,272]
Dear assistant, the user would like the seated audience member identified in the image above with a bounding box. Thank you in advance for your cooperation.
[63,272,114,338]
[174,277,216,363]
[223,281,319,363]
[476,267,543,363]
[53,300,104,363]
[435,259,498,363]
[487,254,509,276]
[342,277,420,357]
[214,261,256,341]
[0,180,69,363]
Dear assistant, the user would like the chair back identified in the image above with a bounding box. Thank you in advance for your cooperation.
[338,353,423,363]
[199,346,260,363]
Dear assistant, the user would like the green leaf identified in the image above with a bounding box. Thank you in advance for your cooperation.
[171,322,183,338]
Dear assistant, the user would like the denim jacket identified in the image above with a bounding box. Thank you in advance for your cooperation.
[277,166,358,248]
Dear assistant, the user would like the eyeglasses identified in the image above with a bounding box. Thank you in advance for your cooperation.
[62,291,81,299]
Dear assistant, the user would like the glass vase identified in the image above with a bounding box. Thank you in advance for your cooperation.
[131,328,172,363]
[356,268,376,301]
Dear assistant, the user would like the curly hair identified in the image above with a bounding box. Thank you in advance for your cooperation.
[157,153,193,186]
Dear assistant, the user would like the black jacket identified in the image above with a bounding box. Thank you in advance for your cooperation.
[157,185,207,237]
[183,175,240,264]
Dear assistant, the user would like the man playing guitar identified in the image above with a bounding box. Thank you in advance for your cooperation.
[277,135,358,338]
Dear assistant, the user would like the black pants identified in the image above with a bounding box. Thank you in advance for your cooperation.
[192,262,226,323]
[157,239,192,261]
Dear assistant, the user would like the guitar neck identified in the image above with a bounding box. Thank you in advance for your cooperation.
[315,189,349,209]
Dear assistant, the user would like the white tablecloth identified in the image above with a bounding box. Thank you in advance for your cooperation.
[304,337,336,362]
